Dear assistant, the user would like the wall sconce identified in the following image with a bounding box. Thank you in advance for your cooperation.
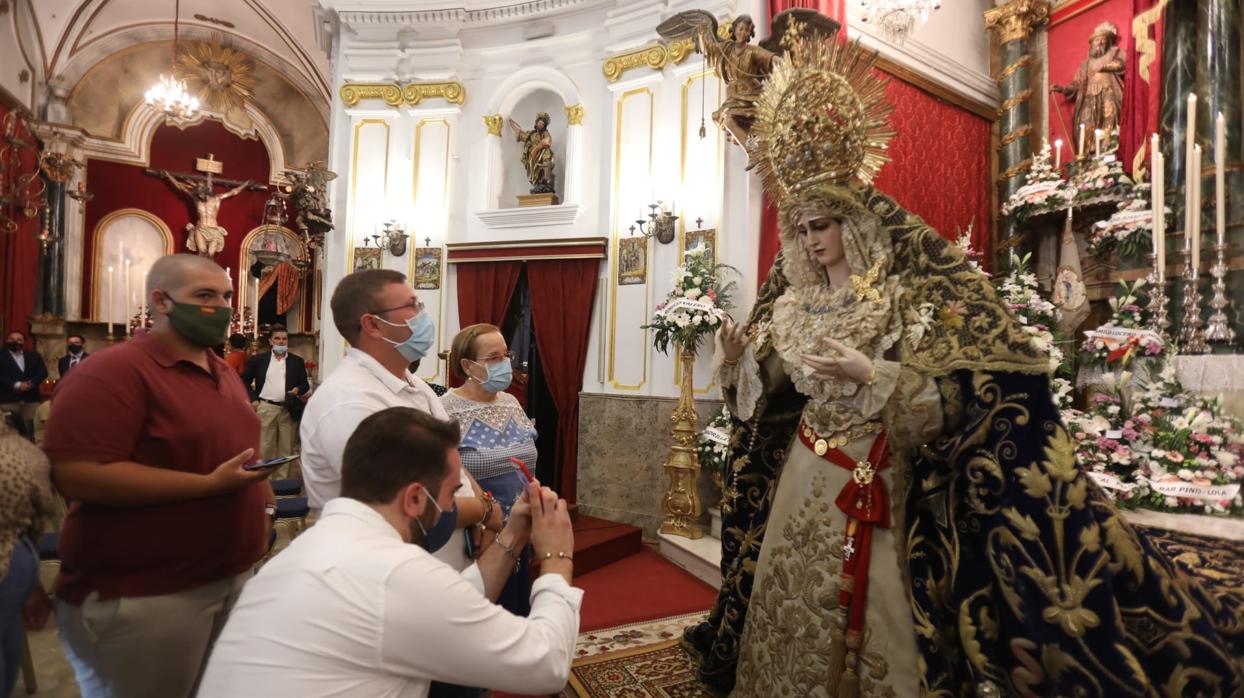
[630,202,678,244]
[368,220,409,257]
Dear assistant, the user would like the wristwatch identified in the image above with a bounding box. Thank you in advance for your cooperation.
[265,503,277,521]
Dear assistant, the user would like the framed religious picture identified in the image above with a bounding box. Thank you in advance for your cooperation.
[353,247,381,272]
[684,228,717,266]
[414,247,443,289]
[618,237,647,285]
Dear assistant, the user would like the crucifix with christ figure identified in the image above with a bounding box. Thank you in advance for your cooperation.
[146,153,266,259]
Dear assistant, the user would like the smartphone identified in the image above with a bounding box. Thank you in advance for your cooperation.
[244,455,298,471]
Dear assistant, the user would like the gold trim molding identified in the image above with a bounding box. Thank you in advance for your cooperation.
[984,0,1050,44]
[603,20,731,83]
[564,104,585,125]
[483,114,503,136]
[339,81,466,107]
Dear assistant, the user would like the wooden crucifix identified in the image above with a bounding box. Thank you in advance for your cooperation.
[145,154,267,258]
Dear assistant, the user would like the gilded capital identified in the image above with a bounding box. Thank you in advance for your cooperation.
[564,104,584,126]
[483,114,503,136]
[984,0,1050,45]
[339,83,403,107]
[404,81,466,106]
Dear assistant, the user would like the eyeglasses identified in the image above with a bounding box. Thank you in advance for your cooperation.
[369,298,425,317]
[474,351,514,365]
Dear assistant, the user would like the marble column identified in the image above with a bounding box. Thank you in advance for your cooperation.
[985,0,1051,263]
[35,177,67,318]
[1159,0,1196,226]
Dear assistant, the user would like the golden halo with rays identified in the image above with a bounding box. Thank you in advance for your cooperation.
[750,31,895,202]
[176,35,258,132]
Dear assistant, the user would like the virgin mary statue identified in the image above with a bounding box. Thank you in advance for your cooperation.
[682,29,1244,698]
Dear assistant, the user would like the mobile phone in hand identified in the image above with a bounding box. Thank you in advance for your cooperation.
[244,455,298,471]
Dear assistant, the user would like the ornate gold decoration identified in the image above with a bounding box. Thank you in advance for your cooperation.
[339,83,403,107]
[483,114,503,136]
[1130,0,1170,177]
[998,158,1033,182]
[403,81,466,106]
[998,90,1034,115]
[661,351,703,539]
[564,103,585,125]
[983,0,1050,44]
[998,54,1032,81]
[177,36,257,132]
[849,259,884,302]
[603,18,733,83]
[999,124,1032,146]
[751,36,895,198]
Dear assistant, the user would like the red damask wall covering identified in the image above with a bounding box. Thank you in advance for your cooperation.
[873,77,993,257]
[81,120,271,315]
[0,99,40,337]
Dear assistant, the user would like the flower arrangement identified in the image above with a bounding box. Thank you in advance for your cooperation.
[696,405,733,481]
[644,248,737,355]
[1079,279,1163,370]
[995,252,1074,409]
[1071,136,1132,205]
[1001,140,1075,222]
[1088,180,1166,260]
[1062,374,1147,505]
[954,219,987,274]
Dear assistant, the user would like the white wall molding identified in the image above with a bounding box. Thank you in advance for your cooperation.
[474,203,583,229]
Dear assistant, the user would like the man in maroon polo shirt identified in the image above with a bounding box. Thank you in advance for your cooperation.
[44,254,277,698]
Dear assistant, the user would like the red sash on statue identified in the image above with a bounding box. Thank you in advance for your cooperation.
[797,422,891,696]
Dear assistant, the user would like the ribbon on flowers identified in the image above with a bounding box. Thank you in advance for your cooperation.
[1106,335,1142,364]
[661,296,724,318]
[1146,478,1241,502]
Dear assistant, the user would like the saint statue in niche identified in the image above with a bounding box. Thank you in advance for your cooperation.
[509,112,556,195]
[1051,22,1125,154]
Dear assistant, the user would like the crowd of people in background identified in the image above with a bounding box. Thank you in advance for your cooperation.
[0,254,580,698]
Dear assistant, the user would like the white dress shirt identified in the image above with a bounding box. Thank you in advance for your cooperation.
[10,351,24,389]
[197,498,582,698]
[258,353,287,402]
[299,347,471,570]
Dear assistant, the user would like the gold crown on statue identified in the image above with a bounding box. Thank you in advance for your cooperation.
[750,32,895,198]
[1092,22,1118,39]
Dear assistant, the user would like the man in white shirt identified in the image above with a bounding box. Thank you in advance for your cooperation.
[300,269,501,568]
[198,407,581,697]
[241,324,310,475]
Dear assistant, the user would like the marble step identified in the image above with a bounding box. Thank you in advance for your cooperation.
[657,531,722,589]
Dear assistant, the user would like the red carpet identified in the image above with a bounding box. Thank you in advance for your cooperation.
[569,514,642,577]
[497,547,717,698]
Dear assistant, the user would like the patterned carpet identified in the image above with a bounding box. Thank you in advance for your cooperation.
[1138,524,1244,596]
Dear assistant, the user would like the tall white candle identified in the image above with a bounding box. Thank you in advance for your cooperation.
[1216,111,1226,247]
[1192,144,1203,272]
[124,258,131,335]
[252,274,259,338]
[1185,93,1197,240]
[1156,152,1166,281]
[1094,129,1104,156]
[107,265,115,335]
[141,270,148,321]
[1054,139,1063,171]
[1078,123,1086,155]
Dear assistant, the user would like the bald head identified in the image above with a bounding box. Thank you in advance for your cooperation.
[147,254,227,296]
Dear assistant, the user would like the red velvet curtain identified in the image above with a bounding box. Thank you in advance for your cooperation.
[527,258,599,504]
[259,262,301,315]
[0,104,40,340]
[757,0,847,286]
[1124,0,1165,177]
[451,261,522,387]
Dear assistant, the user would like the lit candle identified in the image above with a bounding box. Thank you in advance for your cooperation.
[1094,128,1104,156]
[106,265,115,335]
[1192,144,1203,272]
[252,274,259,338]
[1078,123,1086,156]
[1216,111,1226,247]
[1151,133,1165,282]
[141,270,148,321]
[124,258,131,335]
[1054,139,1063,171]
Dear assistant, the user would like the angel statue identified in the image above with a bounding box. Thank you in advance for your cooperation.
[657,9,840,154]
[680,22,1244,698]
[508,112,555,194]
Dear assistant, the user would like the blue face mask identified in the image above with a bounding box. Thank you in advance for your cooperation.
[413,493,457,553]
[374,311,436,362]
[272,345,288,354]
[469,359,513,393]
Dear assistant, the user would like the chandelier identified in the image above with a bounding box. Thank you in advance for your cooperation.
[859,0,941,41]
[145,0,199,121]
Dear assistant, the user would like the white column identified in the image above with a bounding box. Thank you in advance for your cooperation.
[563,121,584,205]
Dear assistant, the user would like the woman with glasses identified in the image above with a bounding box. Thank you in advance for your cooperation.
[442,323,536,616]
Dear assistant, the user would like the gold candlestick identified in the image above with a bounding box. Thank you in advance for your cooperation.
[661,349,703,539]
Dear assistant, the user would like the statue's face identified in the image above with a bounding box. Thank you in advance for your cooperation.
[194,183,212,198]
[734,20,754,43]
[795,212,845,270]
[1090,34,1110,56]
[535,118,547,131]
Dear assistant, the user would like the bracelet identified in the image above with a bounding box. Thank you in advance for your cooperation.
[722,357,739,367]
[864,364,877,386]
[476,491,497,530]
[495,534,523,572]
[538,551,574,563]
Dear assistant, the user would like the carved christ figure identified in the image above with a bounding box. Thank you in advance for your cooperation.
[161,171,252,258]
[1051,22,1125,153]
[695,14,776,150]
[508,113,556,194]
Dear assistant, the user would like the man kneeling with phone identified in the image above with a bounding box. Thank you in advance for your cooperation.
[198,406,581,697]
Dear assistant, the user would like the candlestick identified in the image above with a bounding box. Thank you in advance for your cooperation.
[1077,123,1086,157]
[1192,144,1202,273]
[1146,254,1170,342]
[1215,111,1226,247]
[124,259,132,336]
[1205,242,1237,345]
[1054,139,1063,171]
[1179,252,1209,354]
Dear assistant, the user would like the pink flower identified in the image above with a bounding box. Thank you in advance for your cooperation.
[1075,432,1086,440]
